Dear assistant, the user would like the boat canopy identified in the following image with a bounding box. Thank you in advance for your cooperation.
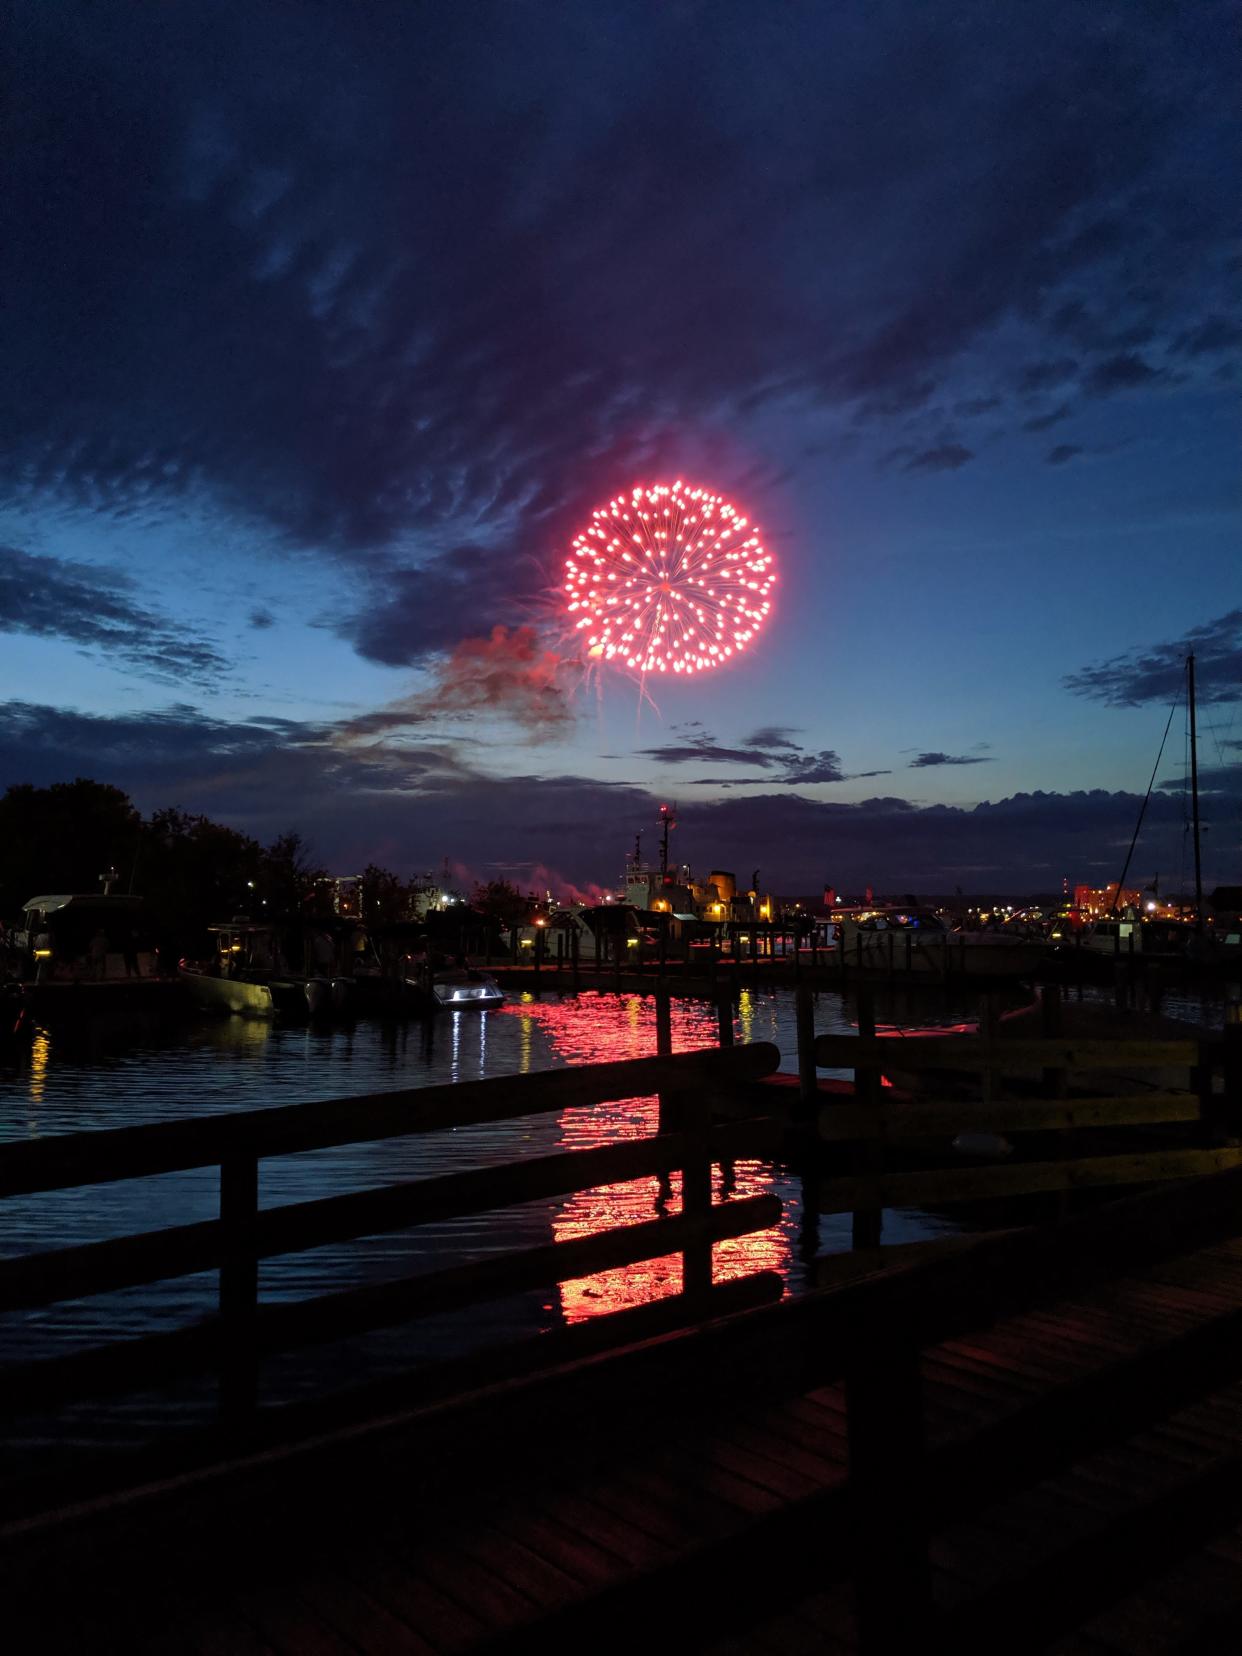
[22,894,143,916]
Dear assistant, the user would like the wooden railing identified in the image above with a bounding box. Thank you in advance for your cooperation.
[377,1145,1242,1656]
[0,1043,782,1454]
[807,995,1242,1257]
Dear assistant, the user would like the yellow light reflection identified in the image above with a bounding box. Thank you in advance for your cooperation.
[28,1030,50,1104]
[737,989,755,1043]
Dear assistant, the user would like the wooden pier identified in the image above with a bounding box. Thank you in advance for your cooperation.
[5,1021,1242,1651]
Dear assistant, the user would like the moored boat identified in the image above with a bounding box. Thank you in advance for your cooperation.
[401,967,506,1011]
[836,908,1050,979]
[178,962,280,1017]
[181,921,356,1019]
[430,968,506,1010]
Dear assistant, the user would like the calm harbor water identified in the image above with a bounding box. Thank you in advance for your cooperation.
[0,978,1232,1456]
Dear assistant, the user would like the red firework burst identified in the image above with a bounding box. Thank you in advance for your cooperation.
[565,480,775,675]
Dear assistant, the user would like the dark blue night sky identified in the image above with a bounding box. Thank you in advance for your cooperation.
[3,2,1239,894]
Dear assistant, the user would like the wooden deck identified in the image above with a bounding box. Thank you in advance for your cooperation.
[6,1019,1242,1653]
[12,1160,1242,1654]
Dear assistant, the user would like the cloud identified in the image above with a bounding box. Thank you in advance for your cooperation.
[0,546,227,686]
[342,544,551,667]
[1022,403,1071,432]
[904,444,973,473]
[908,752,996,768]
[742,726,803,751]
[779,750,847,784]
[640,744,773,768]
[4,3,1234,663]
[1018,358,1078,393]
[5,698,1240,891]
[1046,444,1083,465]
[1173,316,1242,357]
[1064,610,1242,706]
[248,608,275,629]
[1084,352,1160,395]
[637,727,884,787]
[1158,759,1242,797]
[343,625,574,739]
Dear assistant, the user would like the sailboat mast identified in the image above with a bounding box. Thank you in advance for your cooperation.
[1188,652,1203,931]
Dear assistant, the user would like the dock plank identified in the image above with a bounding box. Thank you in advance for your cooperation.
[17,1155,1242,1652]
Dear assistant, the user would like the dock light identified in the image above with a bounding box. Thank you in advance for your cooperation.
[1146,901,1157,912]
[520,938,534,948]
[33,948,52,960]
[627,937,639,948]
[534,918,547,927]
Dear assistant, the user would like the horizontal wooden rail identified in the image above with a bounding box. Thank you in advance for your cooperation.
[0,1116,779,1312]
[0,1042,786,1449]
[0,1041,781,1197]
[0,1196,780,1415]
[817,1146,1242,1213]
[812,1033,1200,1072]
[817,1091,1200,1143]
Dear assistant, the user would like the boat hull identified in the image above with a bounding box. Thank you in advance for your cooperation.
[179,968,275,1017]
[402,972,507,1011]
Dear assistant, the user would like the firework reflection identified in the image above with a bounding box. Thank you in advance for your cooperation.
[497,992,789,1322]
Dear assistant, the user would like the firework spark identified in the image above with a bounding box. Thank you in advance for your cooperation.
[565,480,775,675]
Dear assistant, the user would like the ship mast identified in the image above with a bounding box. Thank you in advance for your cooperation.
[1188,651,1203,932]
[658,804,676,881]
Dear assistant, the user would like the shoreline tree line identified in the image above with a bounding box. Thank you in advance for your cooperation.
[0,780,538,958]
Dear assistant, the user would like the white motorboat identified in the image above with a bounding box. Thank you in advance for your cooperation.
[422,969,506,1011]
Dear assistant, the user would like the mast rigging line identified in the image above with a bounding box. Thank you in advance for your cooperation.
[1111,688,1180,914]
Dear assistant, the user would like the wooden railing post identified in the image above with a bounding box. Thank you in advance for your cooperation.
[1041,982,1066,1097]
[980,993,999,1110]
[678,1086,714,1310]
[796,983,817,1119]
[853,986,883,1250]
[797,979,823,1260]
[655,982,674,1137]
[1197,1034,1221,1144]
[655,980,672,1054]
[1221,1011,1242,1141]
[716,983,733,1048]
[219,1151,259,1419]
[846,1321,932,1652]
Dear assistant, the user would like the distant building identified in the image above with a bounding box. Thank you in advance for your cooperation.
[1073,882,1143,917]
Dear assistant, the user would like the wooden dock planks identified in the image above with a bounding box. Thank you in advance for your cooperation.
[16,1197,1242,1651]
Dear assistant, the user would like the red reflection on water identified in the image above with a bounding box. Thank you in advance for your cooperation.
[496,993,790,1321]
